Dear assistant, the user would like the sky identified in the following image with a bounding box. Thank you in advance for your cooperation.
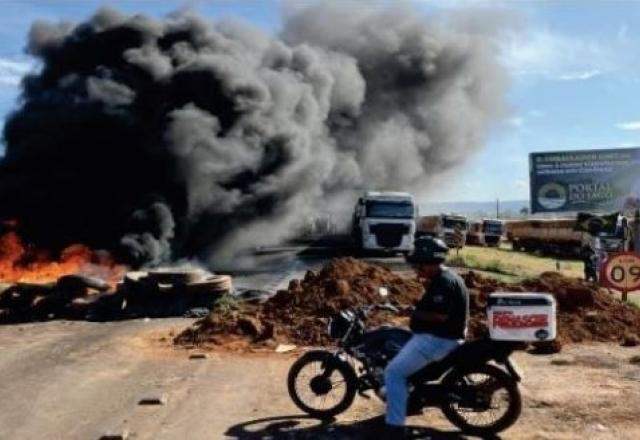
[0,0,638,203]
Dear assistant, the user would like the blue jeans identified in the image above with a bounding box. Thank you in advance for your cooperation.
[384,333,461,426]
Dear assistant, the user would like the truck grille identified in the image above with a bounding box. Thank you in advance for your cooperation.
[370,224,409,248]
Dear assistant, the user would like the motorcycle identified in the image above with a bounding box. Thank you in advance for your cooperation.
[287,290,524,436]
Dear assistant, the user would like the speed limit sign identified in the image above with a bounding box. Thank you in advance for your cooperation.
[600,252,640,300]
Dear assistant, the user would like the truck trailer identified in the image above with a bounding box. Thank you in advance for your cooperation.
[505,215,633,258]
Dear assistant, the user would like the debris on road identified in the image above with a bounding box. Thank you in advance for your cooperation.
[98,430,130,440]
[0,267,234,323]
[275,344,297,353]
[0,277,108,322]
[175,258,640,353]
[138,395,167,406]
[189,352,208,359]
[174,257,423,349]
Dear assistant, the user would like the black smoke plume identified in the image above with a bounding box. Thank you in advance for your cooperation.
[0,4,508,266]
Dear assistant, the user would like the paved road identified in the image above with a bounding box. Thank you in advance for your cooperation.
[2,315,640,439]
[0,318,477,440]
[0,319,304,440]
[229,247,410,294]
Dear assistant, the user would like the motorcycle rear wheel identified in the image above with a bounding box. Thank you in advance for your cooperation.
[287,350,358,419]
[441,364,522,435]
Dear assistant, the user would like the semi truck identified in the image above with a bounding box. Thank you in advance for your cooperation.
[482,219,504,247]
[506,218,584,257]
[506,215,633,258]
[466,221,483,245]
[417,214,469,248]
[466,219,504,247]
[351,191,417,253]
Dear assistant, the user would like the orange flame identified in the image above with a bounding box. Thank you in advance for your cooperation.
[0,231,126,284]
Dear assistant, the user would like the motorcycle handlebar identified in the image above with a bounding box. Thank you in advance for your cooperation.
[377,303,400,313]
[358,303,401,316]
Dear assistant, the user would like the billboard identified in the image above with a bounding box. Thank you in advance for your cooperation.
[530,147,640,214]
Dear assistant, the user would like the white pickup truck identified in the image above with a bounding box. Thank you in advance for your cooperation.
[351,191,417,253]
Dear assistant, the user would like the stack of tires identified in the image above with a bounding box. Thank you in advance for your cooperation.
[0,275,110,323]
[118,269,233,317]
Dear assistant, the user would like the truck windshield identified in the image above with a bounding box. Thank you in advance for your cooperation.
[483,222,503,235]
[365,201,414,219]
[442,217,467,231]
[442,218,467,230]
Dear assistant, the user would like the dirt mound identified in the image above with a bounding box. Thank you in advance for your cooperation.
[175,259,640,352]
[175,257,422,348]
[463,270,640,350]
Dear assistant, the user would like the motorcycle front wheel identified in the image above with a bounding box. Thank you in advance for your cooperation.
[440,364,522,435]
[287,350,358,419]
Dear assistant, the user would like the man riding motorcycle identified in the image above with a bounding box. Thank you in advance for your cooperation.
[384,236,470,437]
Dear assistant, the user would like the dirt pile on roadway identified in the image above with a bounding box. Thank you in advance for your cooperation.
[175,257,422,348]
[464,271,640,351]
[175,259,640,352]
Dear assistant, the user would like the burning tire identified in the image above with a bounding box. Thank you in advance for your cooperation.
[121,271,160,302]
[56,274,109,293]
[185,275,233,295]
[146,269,207,285]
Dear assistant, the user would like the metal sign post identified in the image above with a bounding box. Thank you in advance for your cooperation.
[453,225,465,255]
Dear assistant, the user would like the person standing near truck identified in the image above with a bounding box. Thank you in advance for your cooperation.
[582,244,598,282]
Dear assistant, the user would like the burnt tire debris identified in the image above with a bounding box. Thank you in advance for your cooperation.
[0,268,234,324]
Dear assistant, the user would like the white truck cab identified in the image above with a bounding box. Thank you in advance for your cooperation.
[352,191,417,253]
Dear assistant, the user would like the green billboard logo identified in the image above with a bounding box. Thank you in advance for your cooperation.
[537,182,567,210]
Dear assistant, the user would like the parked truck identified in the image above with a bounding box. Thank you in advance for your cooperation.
[506,218,585,257]
[351,191,417,253]
[506,214,634,258]
[466,221,483,245]
[417,214,469,248]
[482,219,504,247]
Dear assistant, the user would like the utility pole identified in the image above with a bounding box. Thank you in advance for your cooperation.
[496,199,500,219]
[634,209,640,252]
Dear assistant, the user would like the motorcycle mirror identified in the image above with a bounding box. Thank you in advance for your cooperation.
[378,287,389,297]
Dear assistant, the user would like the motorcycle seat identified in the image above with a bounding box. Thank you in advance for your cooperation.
[409,338,519,382]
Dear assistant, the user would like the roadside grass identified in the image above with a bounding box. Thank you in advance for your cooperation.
[447,246,640,305]
[446,244,583,281]
[625,296,640,308]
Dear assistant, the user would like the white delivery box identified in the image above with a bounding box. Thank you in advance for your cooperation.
[487,293,556,341]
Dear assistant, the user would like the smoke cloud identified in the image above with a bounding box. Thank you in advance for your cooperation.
[0,3,509,266]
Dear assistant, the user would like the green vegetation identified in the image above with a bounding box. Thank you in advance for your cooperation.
[211,293,240,313]
[446,244,583,281]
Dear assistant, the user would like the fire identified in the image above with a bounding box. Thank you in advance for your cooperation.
[0,230,126,284]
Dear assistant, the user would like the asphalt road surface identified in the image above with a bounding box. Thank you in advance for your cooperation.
[2,319,640,439]
[0,319,300,440]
